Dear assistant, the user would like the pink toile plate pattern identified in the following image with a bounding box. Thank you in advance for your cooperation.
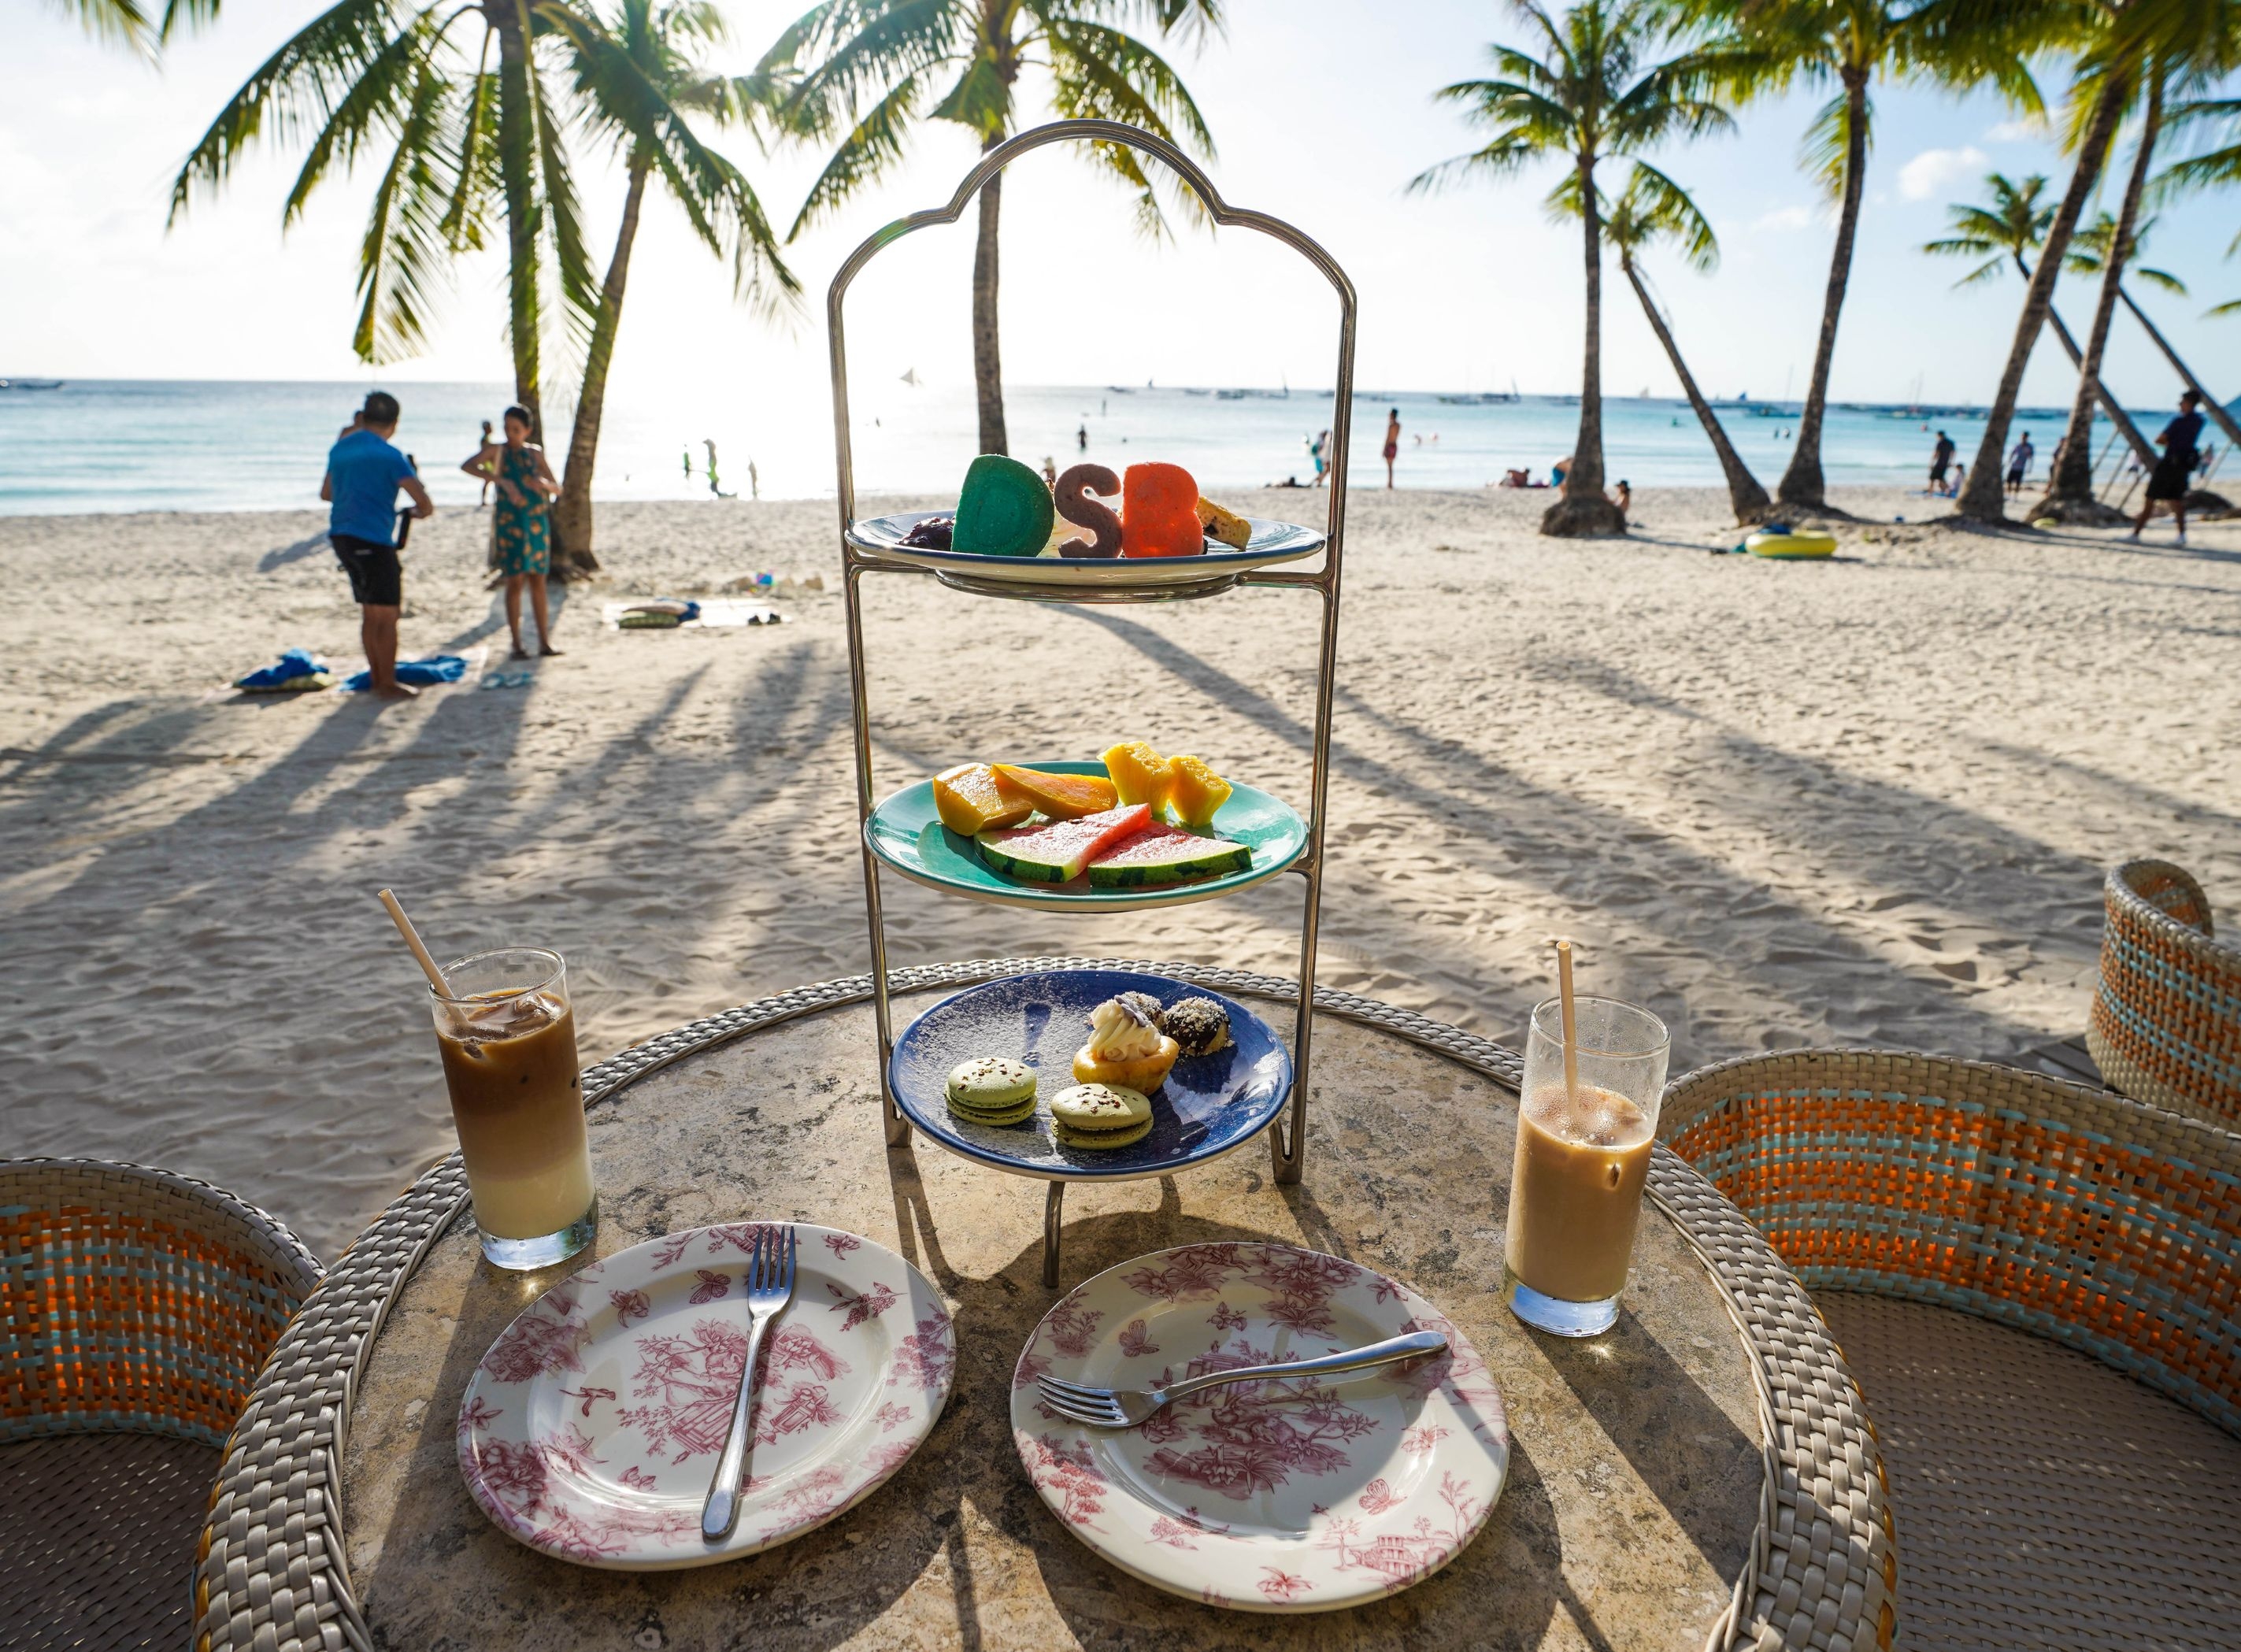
[1009,1243,1507,1612]
[457,1223,954,1569]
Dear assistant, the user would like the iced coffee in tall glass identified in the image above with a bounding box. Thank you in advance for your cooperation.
[429,947,596,1270]
[1502,996,1669,1336]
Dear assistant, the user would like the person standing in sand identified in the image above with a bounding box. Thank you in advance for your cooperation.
[323,391,434,702]
[463,405,563,659]
[476,419,496,505]
[1928,430,1954,494]
[1383,408,1400,489]
[2006,432,2035,497]
[2133,390,2206,546]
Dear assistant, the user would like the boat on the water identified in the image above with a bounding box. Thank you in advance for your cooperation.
[0,379,64,391]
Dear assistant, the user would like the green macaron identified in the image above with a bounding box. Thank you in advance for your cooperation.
[946,1056,1039,1127]
[1048,1083,1153,1150]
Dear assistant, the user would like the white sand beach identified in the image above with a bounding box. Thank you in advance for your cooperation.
[4,487,2236,1260]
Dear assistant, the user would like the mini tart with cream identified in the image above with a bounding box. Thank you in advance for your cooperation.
[1071,994,1180,1092]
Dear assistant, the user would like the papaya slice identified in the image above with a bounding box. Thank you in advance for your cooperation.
[991,764,1120,820]
[1166,754,1232,828]
[932,762,1035,836]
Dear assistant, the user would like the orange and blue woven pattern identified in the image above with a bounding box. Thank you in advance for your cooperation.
[1663,1050,2241,1439]
[2089,860,2240,1128]
[2,1160,322,1448]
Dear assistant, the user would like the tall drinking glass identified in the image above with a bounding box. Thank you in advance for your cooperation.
[1502,996,1669,1336]
[428,947,597,1270]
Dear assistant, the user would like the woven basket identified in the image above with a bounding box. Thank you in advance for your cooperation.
[1662,1050,2241,1435]
[2087,858,2241,1127]
[1,1158,324,1448]
[2,1159,324,1651]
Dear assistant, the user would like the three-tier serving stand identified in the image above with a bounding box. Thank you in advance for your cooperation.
[830,120,1356,1286]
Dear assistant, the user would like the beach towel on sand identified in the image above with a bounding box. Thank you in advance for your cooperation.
[236,648,332,691]
[342,654,469,691]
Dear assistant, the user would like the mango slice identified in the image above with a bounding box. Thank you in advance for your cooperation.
[932,763,1034,836]
[1101,741,1174,813]
[990,765,1120,820]
[1165,754,1232,828]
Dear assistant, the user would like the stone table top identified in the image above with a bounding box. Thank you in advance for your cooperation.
[338,983,1774,1650]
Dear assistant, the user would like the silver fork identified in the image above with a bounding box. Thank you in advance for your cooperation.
[700,1224,798,1540]
[1036,1328,1446,1429]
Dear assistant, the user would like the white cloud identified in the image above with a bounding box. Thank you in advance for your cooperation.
[1753,205,1816,232]
[1898,146,1991,200]
[1985,118,2050,143]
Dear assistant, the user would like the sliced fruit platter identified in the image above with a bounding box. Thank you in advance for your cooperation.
[847,454,1325,591]
[865,744,1307,913]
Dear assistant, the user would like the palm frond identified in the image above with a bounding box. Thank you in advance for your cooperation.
[786,69,925,236]
[352,64,457,362]
[763,0,956,143]
[1043,17,1214,155]
[1798,88,1869,202]
[2133,265,2187,295]
[282,13,446,228]
[170,0,425,224]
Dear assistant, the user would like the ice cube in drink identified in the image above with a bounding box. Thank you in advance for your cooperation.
[1505,1083,1654,1306]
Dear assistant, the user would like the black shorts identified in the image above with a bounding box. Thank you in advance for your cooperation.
[332,534,402,606]
[1930,464,1949,483]
[2146,458,2195,502]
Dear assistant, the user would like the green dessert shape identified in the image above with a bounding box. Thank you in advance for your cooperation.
[952,454,1054,557]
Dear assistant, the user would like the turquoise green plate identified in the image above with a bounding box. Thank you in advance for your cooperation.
[865,761,1309,913]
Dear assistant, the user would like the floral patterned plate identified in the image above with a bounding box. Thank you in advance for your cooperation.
[457,1222,954,1569]
[1010,1243,1507,1612]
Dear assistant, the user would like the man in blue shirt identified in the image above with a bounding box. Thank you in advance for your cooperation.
[322,391,435,700]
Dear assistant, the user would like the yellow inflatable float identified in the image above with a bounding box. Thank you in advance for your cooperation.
[1746,528,1837,559]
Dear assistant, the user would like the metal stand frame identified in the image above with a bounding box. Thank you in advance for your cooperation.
[828,119,1357,1285]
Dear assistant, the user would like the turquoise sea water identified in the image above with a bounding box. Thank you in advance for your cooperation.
[0,378,2161,516]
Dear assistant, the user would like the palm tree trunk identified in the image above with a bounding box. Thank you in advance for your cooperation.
[1776,68,1869,513]
[550,159,648,581]
[1624,257,1771,524]
[2120,286,2241,451]
[1955,75,2128,524]
[493,5,543,442]
[2021,253,2155,466]
[1543,150,1624,537]
[2043,76,2161,520]
[971,132,1007,455]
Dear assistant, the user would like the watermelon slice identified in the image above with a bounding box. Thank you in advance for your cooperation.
[976,804,1150,883]
[1087,825,1252,887]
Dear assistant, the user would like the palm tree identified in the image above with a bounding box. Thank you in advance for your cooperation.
[1921,174,2154,468]
[2142,87,2241,447]
[1603,170,1771,523]
[174,0,599,455]
[1410,0,1732,538]
[172,0,787,575]
[1687,0,2041,515]
[2039,71,2168,518]
[762,0,1223,457]
[1953,70,2133,523]
[547,0,798,564]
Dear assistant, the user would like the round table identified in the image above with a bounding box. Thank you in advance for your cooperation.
[194,961,1892,1652]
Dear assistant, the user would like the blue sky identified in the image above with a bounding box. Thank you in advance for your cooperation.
[4,0,2235,416]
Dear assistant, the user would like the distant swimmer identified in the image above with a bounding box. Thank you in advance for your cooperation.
[1383,408,1400,489]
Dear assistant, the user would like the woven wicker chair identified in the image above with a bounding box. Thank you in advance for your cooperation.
[2088,857,2241,1128]
[1663,1051,2241,1650]
[1,1158,322,1651]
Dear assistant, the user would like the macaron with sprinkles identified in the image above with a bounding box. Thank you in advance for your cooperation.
[945,1056,1039,1127]
[1048,1082,1154,1150]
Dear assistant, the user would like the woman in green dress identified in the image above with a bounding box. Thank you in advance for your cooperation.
[462,406,563,657]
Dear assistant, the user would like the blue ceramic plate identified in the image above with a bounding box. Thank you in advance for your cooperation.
[865,761,1308,914]
[849,510,1324,588]
[889,969,1293,1183]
